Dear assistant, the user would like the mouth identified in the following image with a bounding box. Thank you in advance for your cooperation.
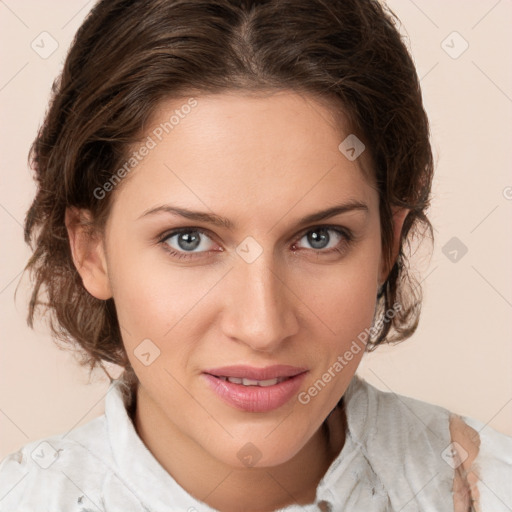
[202,365,308,413]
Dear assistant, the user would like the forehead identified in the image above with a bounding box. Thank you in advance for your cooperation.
[109,91,377,224]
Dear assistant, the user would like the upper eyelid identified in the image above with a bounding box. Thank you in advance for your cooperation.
[296,224,350,237]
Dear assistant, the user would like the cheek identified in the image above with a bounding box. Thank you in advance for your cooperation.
[108,243,226,356]
[293,258,378,343]
[294,266,377,419]
[329,275,376,340]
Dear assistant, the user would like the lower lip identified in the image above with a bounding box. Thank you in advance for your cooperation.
[202,372,308,413]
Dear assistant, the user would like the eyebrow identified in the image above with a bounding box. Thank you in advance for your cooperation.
[137,200,369,230]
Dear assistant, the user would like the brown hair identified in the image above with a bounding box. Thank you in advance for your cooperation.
[20,0,434,389]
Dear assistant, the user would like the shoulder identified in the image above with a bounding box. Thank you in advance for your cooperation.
[343,376,455,510]
[450,413,512,512]
[0,416,112,511]
[346,374,454,444]
[344,376,512,511]
[0,379,148,512]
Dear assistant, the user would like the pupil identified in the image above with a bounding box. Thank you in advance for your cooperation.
[308,229,329,249]
[178,232,200,251]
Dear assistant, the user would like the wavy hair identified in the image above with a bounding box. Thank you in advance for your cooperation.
[19,0,434,391]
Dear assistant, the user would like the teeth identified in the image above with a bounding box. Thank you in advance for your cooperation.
[257,378,279,387]
[242,378,259,386]
[222,376,287,386]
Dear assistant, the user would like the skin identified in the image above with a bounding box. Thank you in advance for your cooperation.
[451,415,481,511]
[66,91,408,511]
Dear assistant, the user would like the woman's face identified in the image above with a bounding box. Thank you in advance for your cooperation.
[81,91,402,468]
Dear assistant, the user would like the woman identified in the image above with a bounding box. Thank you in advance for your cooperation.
[1,0,510,511]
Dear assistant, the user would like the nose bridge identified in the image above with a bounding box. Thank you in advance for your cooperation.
[222,251,298,351]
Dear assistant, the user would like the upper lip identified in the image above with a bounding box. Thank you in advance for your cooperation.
[204,365,308,380]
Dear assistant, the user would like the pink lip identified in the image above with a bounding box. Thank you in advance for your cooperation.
[202,365,308,413]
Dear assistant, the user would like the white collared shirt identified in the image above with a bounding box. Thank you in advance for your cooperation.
[1,375,511,511]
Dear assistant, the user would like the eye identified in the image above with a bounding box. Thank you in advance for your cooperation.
[159,228,218,259]
[293,226,352,254]
[157,225,353,261]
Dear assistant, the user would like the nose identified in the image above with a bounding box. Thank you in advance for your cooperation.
[220,254,299,353]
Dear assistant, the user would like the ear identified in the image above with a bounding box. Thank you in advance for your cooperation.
[378,207,409,286]
[65,207,112,300]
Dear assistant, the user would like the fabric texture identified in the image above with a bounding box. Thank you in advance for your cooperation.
[0,374,511,511]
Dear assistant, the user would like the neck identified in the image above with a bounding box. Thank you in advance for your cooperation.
[132,387,346,512]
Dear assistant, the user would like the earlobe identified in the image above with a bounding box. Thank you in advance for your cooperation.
[65,207,113,300]
[378,207,410,286]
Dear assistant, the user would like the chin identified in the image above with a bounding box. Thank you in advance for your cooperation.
[203,430,312,470]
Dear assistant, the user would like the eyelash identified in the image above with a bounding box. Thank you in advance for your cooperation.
[157,225,354,261]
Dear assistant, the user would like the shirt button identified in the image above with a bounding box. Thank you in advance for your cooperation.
[317,500,332,512]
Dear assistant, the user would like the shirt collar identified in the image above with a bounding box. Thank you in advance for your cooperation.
[105,374,368,511]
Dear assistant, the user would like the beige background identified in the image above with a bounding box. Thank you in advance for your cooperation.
[1,0,511,459]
